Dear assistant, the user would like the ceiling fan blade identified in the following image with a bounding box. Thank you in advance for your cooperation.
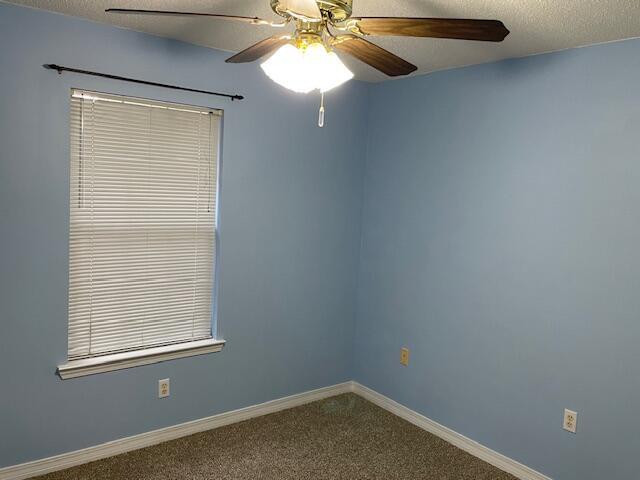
[332,35,417,77]
[278,0,322,19]
[105,9,277,26]
[351,18,510,42]
[226,36,291,63]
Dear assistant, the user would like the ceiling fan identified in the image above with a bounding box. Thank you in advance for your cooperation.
[106,0,509,124]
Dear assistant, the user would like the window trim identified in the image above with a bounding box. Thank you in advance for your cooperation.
[58,338,225,379]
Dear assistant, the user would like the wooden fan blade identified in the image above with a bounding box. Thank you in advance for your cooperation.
[226,36,291,64]
[332,35,417,77]
[105,9,275,26]
[352,18,510,42]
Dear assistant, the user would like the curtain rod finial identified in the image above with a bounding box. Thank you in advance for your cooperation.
[43,64,63,74]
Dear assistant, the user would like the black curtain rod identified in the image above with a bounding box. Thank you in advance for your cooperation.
[43,64,244,101]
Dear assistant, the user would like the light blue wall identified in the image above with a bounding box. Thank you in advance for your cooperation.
[3,3,640,478]
[355,39,640,480]
[0,3,368,467]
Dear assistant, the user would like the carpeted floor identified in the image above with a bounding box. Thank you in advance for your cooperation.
[34,393,516,479]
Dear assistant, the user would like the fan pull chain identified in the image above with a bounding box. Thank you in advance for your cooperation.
[318,91,325,128]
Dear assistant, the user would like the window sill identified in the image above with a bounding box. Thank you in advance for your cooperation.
[57,338,226,379]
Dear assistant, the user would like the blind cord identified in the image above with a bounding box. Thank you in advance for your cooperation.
[88,99,96,355]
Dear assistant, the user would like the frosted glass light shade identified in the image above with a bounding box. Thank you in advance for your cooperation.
[261,42,354,93]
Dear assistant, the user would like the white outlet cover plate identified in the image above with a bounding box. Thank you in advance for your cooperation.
[563,408,577,433]
[159,378,170,399]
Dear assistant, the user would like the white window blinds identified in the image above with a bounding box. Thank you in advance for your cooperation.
[68,90,221,359]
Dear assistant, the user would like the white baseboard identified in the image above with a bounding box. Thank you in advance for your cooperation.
[351,382,552,480]
[1,381,551,480]
[0,382,353,480]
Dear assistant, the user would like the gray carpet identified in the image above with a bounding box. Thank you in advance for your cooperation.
[34,393,516,479]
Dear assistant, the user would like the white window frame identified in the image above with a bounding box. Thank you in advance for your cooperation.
[58,90,225,379]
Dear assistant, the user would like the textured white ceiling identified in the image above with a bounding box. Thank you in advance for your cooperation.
[7,0,640,82]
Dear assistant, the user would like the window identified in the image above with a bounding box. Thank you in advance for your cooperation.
[58,90,224,379]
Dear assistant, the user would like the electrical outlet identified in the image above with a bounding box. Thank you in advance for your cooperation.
[563,409,577,433]
[158,378,170,399]
[400,347,410,366]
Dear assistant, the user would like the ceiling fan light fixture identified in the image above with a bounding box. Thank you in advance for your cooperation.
[317,48,354,92]
[261,42,353,94]
[261,44,311,93]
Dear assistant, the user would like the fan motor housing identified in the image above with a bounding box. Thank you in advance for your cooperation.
[271,0,353,22]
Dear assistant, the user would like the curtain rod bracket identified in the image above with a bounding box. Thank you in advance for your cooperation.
[43,64,244,101]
